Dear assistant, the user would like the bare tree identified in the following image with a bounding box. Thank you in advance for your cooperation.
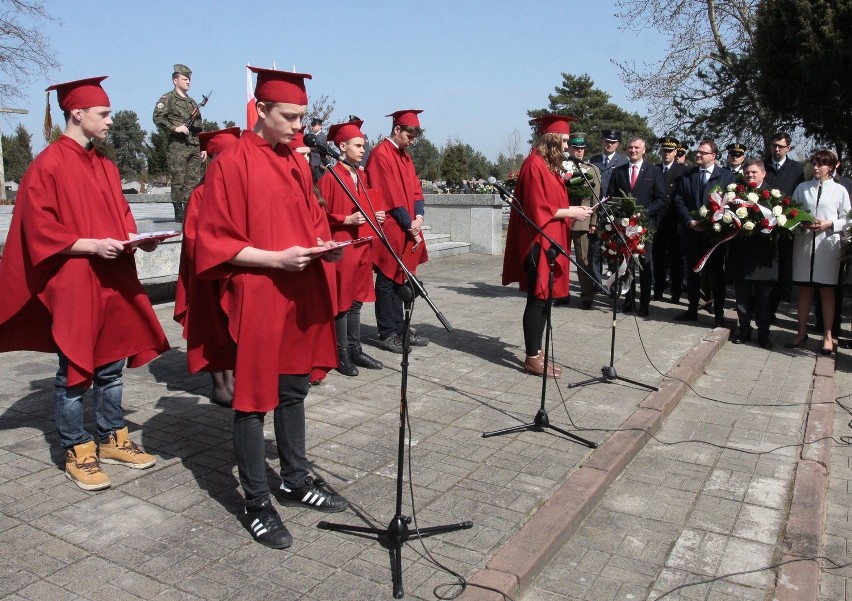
[613,0,788,151]
[307,94,335,127]
[0,1,60,103]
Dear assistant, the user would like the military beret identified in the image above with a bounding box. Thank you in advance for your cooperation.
[658,136,679,150]
[602,129,622,142]
[726,142,747,154]
[568,132,587,147]
[173,64,192,77]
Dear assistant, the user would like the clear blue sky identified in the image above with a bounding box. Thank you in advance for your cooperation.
[6,0,667,162]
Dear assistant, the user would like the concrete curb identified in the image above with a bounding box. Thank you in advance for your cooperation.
[458,325,731,600]
[774,354,835,601]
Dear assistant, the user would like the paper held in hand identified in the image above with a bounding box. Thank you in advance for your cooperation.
[122,230,181,249]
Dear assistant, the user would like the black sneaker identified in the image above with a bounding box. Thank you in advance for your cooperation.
[280,476,348,513]
[242,499,293,549]
[379,334,405,354]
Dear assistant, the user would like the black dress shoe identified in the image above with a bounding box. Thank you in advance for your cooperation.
[581,300,593,310]
[784,335,809,349]
[553,297,570,307]
[714,316,726,328]
[350,344,383,369]
[335,347,359,377]
[732,329,751,344]
[621,301,635,314]
[652,292,664,301]
[758,338,773,350]
[210,391,233,408]
[670,295,681,305]
[674,310,698,321]
[636,307,649,317]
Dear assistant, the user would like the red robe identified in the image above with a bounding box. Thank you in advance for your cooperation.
[194,131,337,412]
[365,138,428,283]
[502,151,571,299]
[318,162,378,313]
[0,135,169,387]
[173,182,234,372]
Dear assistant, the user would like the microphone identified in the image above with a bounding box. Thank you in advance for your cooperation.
[303,132,342,161]
[487,176,515,199]
[566,154,591,166]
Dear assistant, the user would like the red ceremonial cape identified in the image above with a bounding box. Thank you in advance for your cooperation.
[193,131,337,412]
[0,135,169,386]
[502,150,571,299]
[173,182,234,372]
[318,162,378,312]
[365,138,428,284]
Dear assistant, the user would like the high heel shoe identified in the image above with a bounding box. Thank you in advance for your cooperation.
[784,335,809,349]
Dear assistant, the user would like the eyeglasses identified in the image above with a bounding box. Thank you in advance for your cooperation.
[695,150,715,156]
[771,143,789,149]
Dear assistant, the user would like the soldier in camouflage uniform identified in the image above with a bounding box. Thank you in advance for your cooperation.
[153,64,204,223]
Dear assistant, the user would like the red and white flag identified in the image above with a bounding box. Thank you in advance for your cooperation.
[246,65,258,130]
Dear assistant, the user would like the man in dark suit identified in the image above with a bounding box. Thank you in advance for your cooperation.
[673,139,736,324]
[607,137,667,316]
[590,129,629,286]
[765,131,805,317]
[653,136,688,304]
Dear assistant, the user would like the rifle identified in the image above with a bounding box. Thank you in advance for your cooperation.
[182,90,212,129]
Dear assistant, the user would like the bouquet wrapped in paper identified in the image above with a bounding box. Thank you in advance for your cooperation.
[598,195,651,292]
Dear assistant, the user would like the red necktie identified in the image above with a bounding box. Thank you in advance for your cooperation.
[630,164,638,189]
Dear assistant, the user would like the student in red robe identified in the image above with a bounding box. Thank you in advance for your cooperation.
[193,67,348,549]
[318,119,385,375]
[174,127,241,406]
[502,114,593,378]
[0,76,169,491]
[365,109,429,353]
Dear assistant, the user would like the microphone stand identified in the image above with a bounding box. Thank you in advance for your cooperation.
[568,161,658,392]
[311,151,471,599]
[482,179,597,448]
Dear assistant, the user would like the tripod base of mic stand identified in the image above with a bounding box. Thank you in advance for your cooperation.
[482,408,597,448]
[318,516,473,599]
[569,366,659,392]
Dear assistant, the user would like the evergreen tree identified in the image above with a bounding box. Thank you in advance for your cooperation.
[408,135,440,181]
[146,128,169,180]
[106,110,147,180]
[753,0,852,162]
[530,73,656,156]
[441,141,468,186]
[2,124,34,182]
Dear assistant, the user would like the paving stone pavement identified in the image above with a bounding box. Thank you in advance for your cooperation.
[0,252,838,600]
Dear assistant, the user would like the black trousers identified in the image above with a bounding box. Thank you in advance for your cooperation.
[684,234,725,317]
[734,280,772,337]
[652,218,683,298]
[374,271,406,339]
[233,374,311,507]
[624,241,653,311]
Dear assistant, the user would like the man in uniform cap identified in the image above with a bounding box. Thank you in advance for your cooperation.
[563,131,601,310]
[365,109,430,353]
[308,117,326,183]
[653,136,688,303]
[725,142,747,174]
[194,66,349,549]
[0,76,169,491]
[153,64,205,223]
[676,144,688,164]
[589,129,629,286]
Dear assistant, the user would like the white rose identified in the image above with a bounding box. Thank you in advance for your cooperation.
[621,218,630,227]
[747,192,759,203]
[735,207,748,218]
[604,224,612,231]
[724,192,736,202]
[713,223,722,232]
[637,243,645,250]
[727,183,737,192]
[743,221,755,231]
[722,212,733,224]
[772,205,783,216]
[699,206,708,217]
[771,189,782,198]
[776,215,787,226]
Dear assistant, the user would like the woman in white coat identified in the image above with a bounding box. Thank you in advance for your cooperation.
[787,149,851,354]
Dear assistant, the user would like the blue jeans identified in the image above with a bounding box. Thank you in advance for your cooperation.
[54,354,126,451]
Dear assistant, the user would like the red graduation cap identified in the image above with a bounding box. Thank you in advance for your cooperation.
[288,129,307,150]
[386,109,423,128]
[327,120,365,145]
[248,66,311,104]
[45,76,110,110]
[533,114,576,135]
[199,126,241,155]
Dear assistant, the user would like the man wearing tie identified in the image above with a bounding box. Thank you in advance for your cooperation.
[607,137,667,316]
[590,129,629,286]
[765,132,805,317]
[673,139,736,324]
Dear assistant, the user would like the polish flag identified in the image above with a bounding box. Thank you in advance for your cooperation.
[246,65,258,130]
